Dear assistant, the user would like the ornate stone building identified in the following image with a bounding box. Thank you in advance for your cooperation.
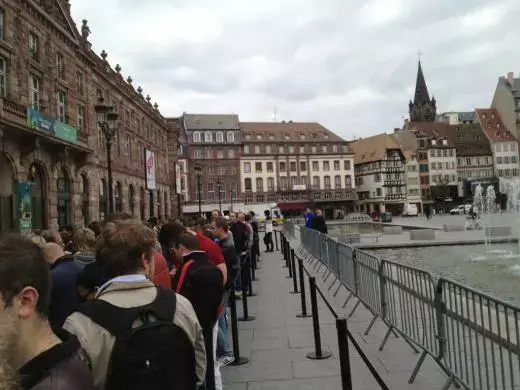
[0,0,177,232]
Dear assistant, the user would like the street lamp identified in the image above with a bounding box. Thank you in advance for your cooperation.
[95,97,118,214]
[194,165,202,216]
[217,178,222,213]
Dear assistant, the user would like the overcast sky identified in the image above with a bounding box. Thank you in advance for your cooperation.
[70,0,520,139]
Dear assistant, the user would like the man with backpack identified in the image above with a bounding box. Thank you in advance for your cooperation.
[171,233,224,390]
[63,219,206,389]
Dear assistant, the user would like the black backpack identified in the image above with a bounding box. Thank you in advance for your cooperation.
[174,257,224,331]
[77,287,197,390]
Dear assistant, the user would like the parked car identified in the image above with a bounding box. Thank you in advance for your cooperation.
[402,203,418,217]
[449,204,472,215]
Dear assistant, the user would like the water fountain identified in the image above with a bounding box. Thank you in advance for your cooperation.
[470,183,519,261]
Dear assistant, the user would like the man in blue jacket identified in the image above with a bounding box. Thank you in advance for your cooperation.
[304,208,315,229]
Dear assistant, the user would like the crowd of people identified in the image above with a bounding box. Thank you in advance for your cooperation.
[0,210,265,390]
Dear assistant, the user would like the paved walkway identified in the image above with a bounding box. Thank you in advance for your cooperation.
[222,247,451,389]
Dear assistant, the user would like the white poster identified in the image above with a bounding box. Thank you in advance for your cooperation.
[145,149,156,190]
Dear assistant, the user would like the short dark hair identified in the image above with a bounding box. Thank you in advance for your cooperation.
[96,219,156,279]
[245,214,252,222]
[214,216,229,232]
[158,222,186,248]
[88,221,102,237]
[76,262,108,293]
[177,233,200,251]
[0,234,51,317]
[148,216,158,226]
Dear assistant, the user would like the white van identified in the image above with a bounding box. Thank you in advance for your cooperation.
[403,203,418,217]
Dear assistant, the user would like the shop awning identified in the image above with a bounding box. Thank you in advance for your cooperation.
[277,202,309,211]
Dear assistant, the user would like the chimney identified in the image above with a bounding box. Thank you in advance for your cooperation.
[289,120,293,123]
[507,72,514,85]
[281,120,286,124]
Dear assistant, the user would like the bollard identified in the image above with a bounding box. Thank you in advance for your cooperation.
[285,240,290,270]
[228,292,249,366]
[306,276,332,360]
[274,229,279,251]
[239,261,255,321]
[248,254,258,297]
[296,257,311,318]
[250,250,259,282]
[282,237,289,268]
[290,249,298,294]
[203,327,216,390]
[336,317,353,390]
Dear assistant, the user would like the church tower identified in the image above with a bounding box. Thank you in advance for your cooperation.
[408,61,436,122]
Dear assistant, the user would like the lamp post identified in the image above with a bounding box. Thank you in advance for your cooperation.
[217,178,222,213]
[195,165,202,216]
[95,97,118,214]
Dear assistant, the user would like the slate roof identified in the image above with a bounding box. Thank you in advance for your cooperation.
[475,108,516,142]
[458,111,475,122]
[348,133,402,164]
[451,123,493,157]
[182,114,240,130]
[240,122,346,143]
[408,122,456,147]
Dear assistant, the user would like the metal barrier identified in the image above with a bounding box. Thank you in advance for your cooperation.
[439,279,520,390]
[282,222,520,389]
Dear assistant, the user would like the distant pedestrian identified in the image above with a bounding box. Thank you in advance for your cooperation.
[312,209,328,234]
[304,208,315,229]
[425,206,431,220]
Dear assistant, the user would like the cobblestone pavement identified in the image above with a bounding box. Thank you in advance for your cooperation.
[221,248,452,389]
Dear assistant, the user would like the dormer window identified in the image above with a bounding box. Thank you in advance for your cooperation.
[256,134,262,140]
[506,131,512,136]
[482,113,486,119]
[204,131,212,142]
[487,122,491,128]
[323,133,329,139]
[442,139,447,146]
[431,139,437,145]
[311,133,317,139]
[245,134,251,140]
[496,131,501,137]
[268,133,275,140]
[491,113,495,119]
[475,136,480,140]
[496,123,500,128]
[299,133,305,140]
[284,134,290,140]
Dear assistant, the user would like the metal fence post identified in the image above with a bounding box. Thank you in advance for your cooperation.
[290,249,298,294]
[238,258,255,322]
[307,276,332,360]
[228,292,249,366]
[287,243,293,279]
[336,317,353,390]
[297,257,311,318]
[274,230,279,251]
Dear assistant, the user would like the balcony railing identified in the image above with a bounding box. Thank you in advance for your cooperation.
[1,99,27,125]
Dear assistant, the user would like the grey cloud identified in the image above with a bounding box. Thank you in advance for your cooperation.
[71,0,520,137]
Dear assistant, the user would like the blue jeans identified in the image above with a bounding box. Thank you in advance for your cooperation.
[216,309,232,358]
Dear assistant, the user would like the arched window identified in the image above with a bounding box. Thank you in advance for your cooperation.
[244,178,252,192]
[57,167,71,228]
[129,185,135,216]
[256,178,263,192]
[226,131,234,142]
[115,182,123,212]
[140,187,145,220]
[163,191,168,218]
[28,163,48,229]
[157,189,162,218]
[204,131,212,142]
[267,177,274,191]
[193,132,201,142]
[80,174,89,226]
[216,132,224,142]
[99,179,108,220]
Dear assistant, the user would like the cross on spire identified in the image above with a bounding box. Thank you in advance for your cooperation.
[417,50,423,62]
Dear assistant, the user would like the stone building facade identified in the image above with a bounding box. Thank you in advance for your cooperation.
[178,113,242,215]
[0,0,177,232]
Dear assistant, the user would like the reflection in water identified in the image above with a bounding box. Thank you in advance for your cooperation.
[368,244,520,305]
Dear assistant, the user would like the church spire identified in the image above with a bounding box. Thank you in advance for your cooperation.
[414,61,430,105]
[409,59,436,122]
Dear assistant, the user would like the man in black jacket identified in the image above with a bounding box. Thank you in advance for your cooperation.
[312,208,328,234]
[229,213,250,295]
[0,234,94,390]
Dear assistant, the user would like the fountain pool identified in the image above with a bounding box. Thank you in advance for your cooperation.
[368,243,520,305]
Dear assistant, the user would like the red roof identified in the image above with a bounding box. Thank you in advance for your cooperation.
[475,108,516,142]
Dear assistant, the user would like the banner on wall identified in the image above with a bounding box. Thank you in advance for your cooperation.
[16,181,32,234]
[145,149,156,190]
